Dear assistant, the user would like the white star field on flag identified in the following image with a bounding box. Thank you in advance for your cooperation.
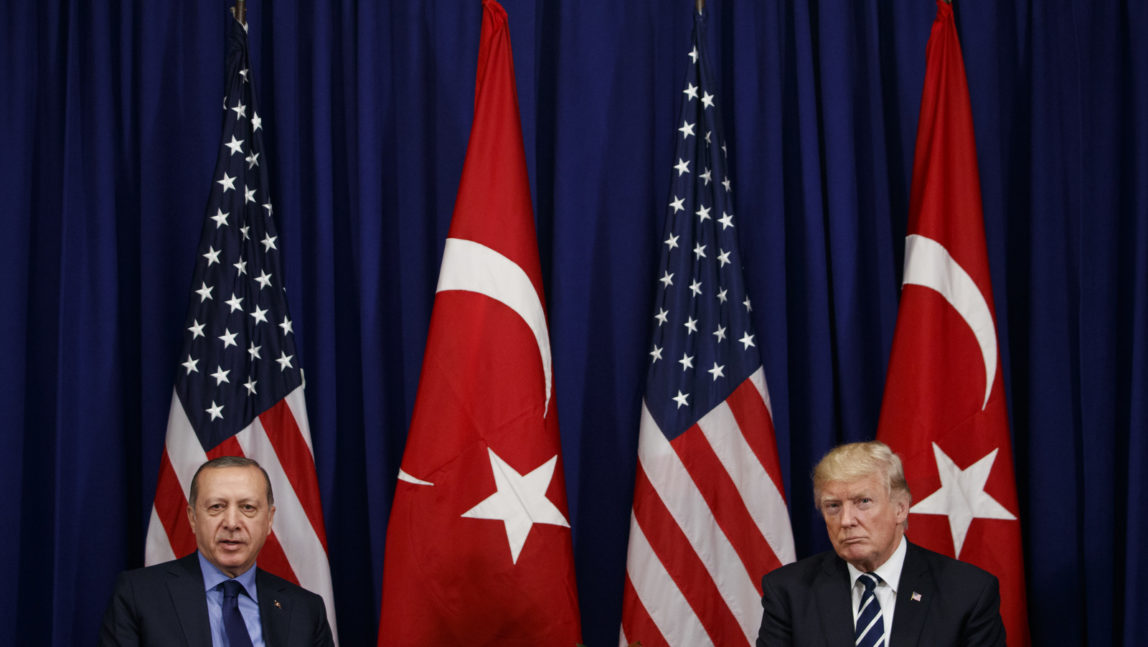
[172,61,302,450]
[644,39,759,438]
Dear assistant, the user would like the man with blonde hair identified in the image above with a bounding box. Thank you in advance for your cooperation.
[757,441,1004,646]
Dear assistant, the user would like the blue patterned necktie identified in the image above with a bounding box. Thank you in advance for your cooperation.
[855,572,886,647]
[221,579,255,647]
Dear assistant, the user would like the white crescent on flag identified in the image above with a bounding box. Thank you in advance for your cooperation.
[901,233,997,409]
[435,236,553,415]
[397,236,554,488]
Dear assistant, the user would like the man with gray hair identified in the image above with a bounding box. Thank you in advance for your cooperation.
[757,441,1005,646]
[100,456,333,646]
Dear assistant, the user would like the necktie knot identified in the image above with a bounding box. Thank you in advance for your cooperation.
[859,572,881,593]
[222,578,246,601]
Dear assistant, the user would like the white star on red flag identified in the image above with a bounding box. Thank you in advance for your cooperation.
[910,443,1017,556]
[461,450,570,564]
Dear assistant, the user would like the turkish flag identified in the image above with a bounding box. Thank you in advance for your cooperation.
[876,2,1030,645]
[376,1,582,645]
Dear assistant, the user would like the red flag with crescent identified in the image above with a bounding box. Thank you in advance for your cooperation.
[876,2,1030,645]
[376,1,582,645]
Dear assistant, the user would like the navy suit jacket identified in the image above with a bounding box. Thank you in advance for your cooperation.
[757,541,1005,647]
[100,553,334,647]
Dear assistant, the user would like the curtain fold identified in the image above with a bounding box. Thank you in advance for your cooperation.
[2,1,1145,644]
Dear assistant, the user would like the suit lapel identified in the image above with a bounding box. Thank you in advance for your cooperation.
[167,554,212,647]
[891,542,933,646]
[257,569,293,647]
[814,554,856,647]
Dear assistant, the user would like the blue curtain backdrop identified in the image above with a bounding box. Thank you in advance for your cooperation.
[2,0,1145,644]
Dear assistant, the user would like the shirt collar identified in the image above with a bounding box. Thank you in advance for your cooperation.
[197,551,260,602]
[846,534,907,594]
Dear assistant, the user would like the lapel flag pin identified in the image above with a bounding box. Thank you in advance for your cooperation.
[911,592,922,602]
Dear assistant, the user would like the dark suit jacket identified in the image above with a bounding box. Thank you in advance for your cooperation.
[100,553,334,647]
[757,541,1005,647]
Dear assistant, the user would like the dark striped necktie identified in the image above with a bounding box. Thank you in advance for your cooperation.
[855,572,885,647]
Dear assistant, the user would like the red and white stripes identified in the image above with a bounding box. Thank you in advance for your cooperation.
[621,367,794,647]
[145,386,338,643]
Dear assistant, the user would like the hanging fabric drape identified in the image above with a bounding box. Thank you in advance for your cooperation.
[1,1,1146,645]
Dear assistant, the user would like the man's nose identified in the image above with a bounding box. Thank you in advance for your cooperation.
[222,506,241,527]
[839,503,858,526]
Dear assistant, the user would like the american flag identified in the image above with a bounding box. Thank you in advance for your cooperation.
[620,12,794,647]
[144,12,338,641]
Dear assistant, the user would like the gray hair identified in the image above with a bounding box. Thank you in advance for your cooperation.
[188,456,274,507]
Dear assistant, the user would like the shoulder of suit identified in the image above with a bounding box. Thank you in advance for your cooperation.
[117,554,199,581]
[255,568,325,603]
[905,541,998,584]
[763,549,839,583]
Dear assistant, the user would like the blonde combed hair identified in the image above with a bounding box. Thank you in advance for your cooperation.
[812,440,911,507]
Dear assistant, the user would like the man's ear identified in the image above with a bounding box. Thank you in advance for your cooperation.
[894,492,910,524]
[186,504,196,528]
